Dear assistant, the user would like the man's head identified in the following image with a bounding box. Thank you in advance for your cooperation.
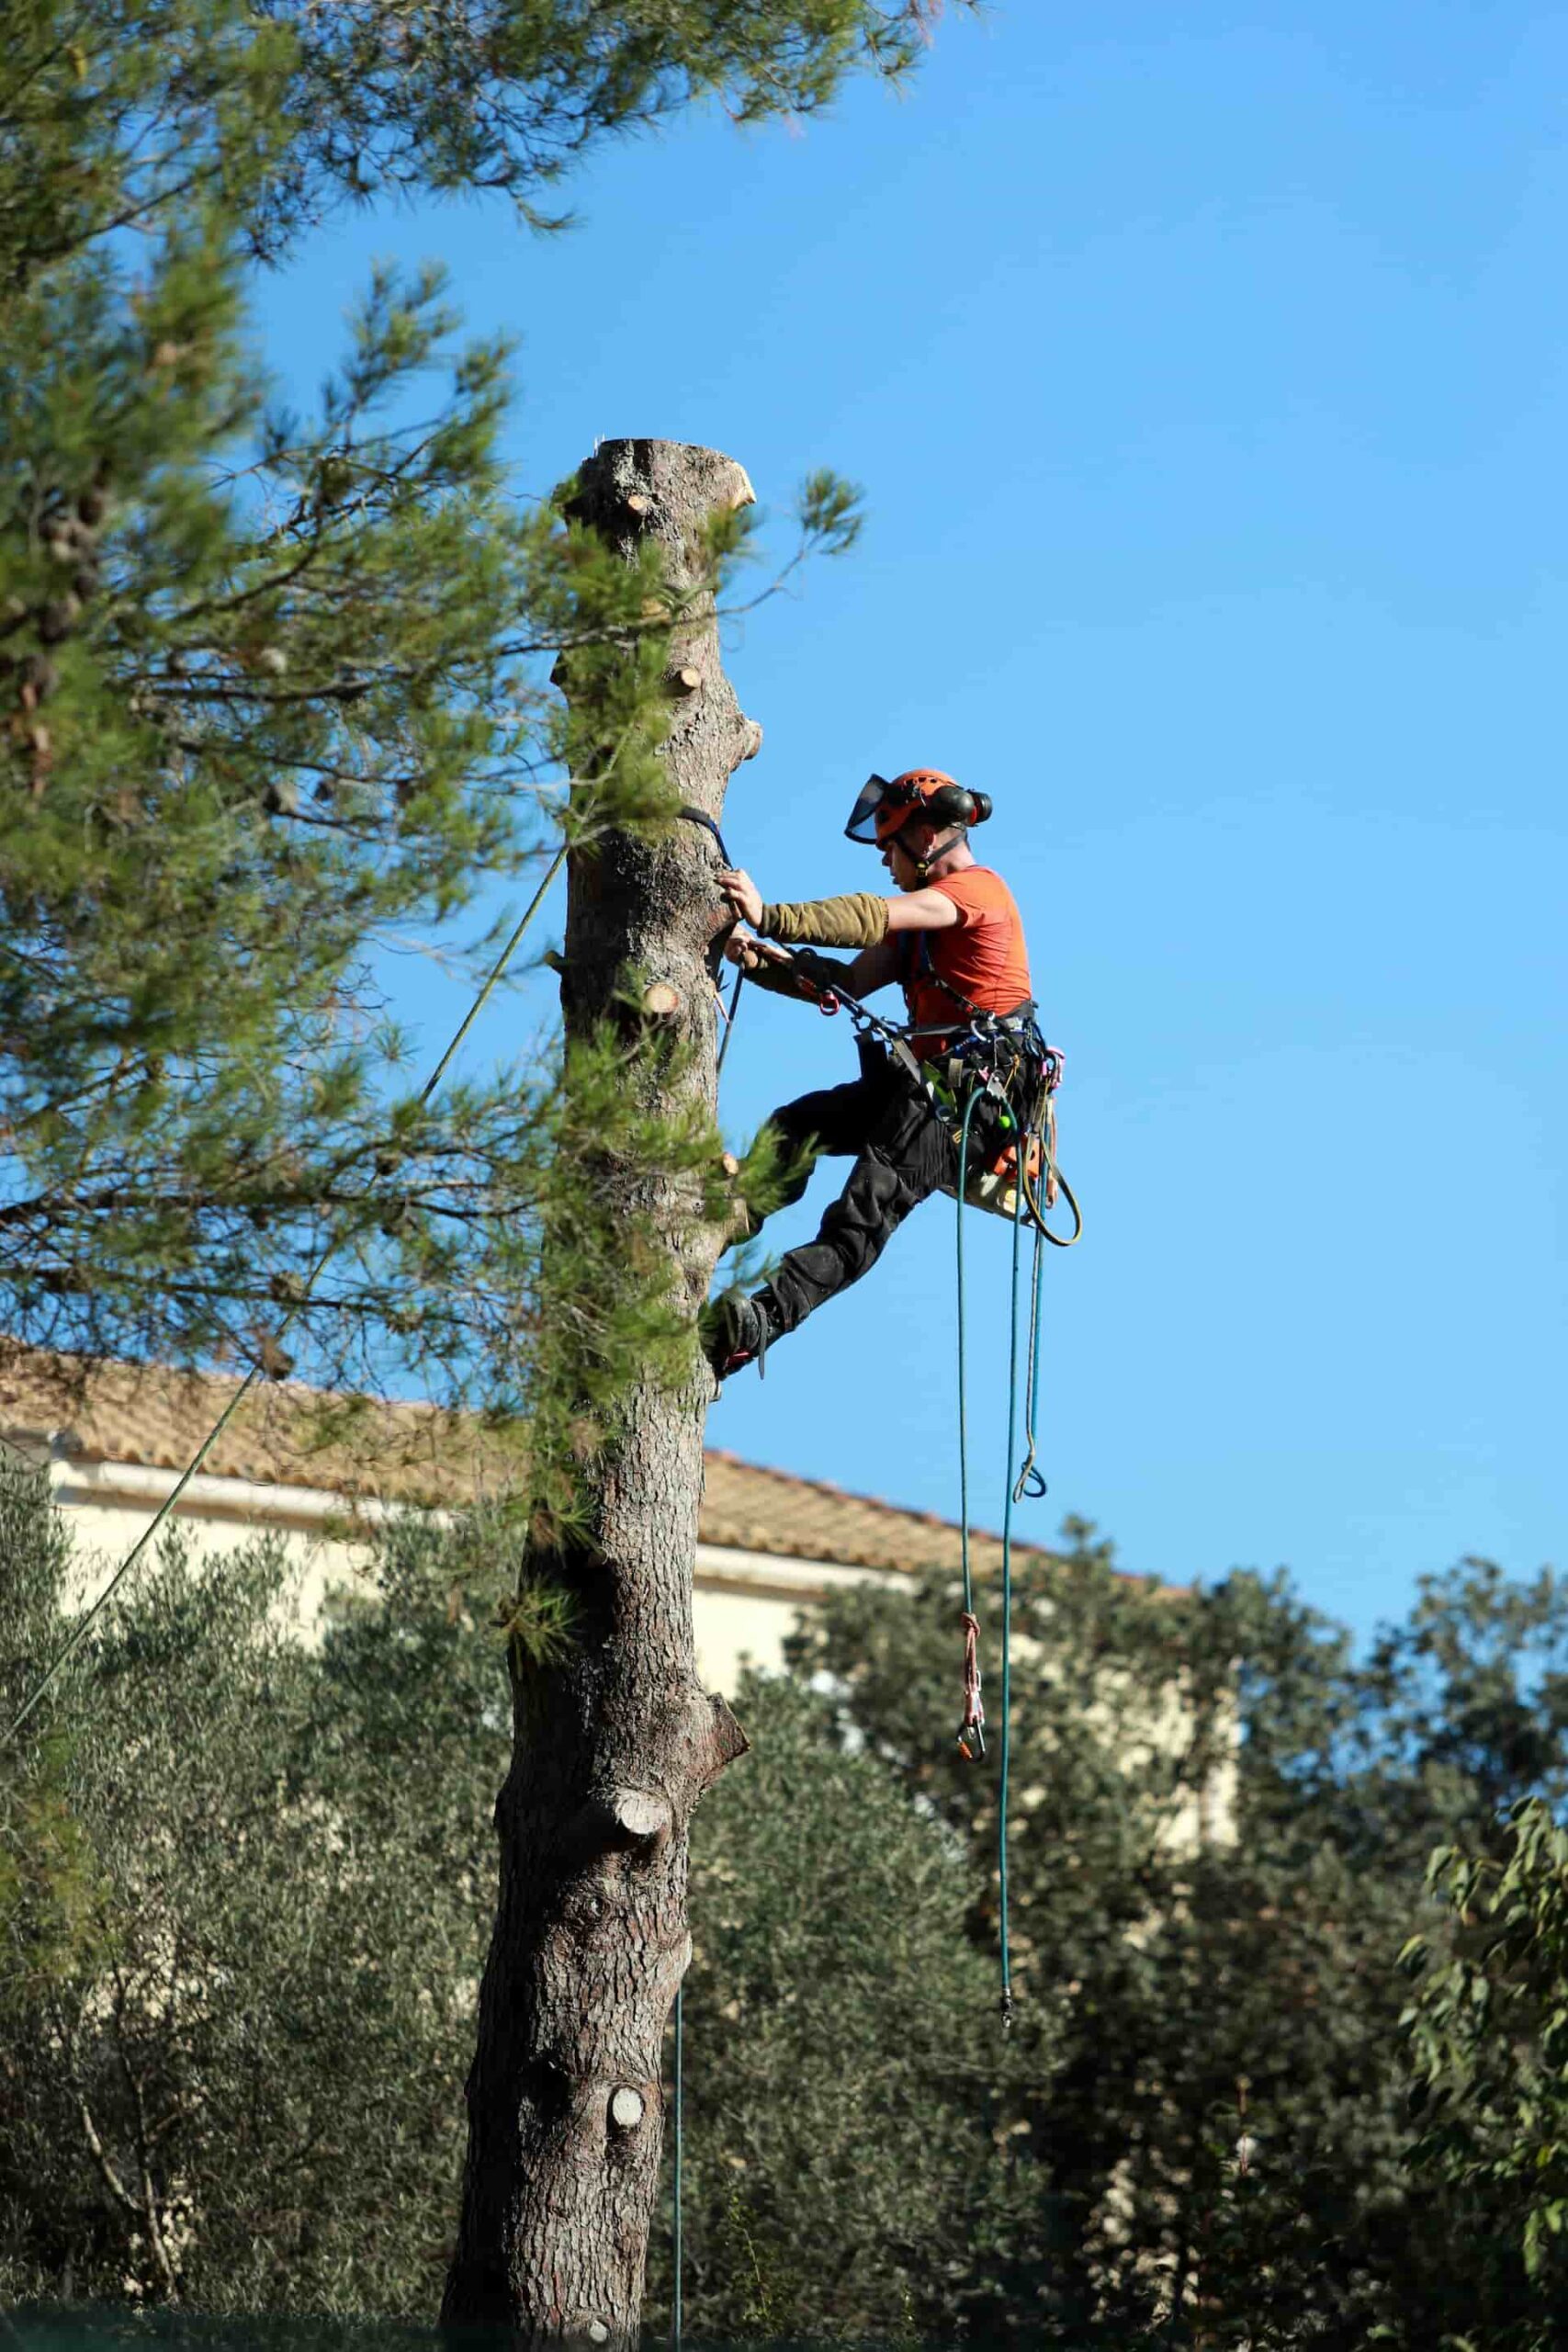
[845,769,993,884]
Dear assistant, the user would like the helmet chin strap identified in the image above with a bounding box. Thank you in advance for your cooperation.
[909,826,966,883]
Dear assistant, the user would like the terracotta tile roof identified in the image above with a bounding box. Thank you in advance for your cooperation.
[700,1447,1053,1579]
[0,1342,518,1510]
[0,1341,1062,1581]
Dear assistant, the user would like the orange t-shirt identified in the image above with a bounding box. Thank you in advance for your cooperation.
[900,865,1032,1041]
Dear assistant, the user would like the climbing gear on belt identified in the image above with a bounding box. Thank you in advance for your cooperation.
[767,948,1082,1242]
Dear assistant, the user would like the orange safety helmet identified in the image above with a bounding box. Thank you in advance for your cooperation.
[843,769,993,848]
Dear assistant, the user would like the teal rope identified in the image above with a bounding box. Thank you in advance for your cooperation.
[955,1087,980,1623]
[2,843,570,1748]
[1012,1227,1049,1505]
[953,1079,1026,2029]
[997,1154,1028,2031]
[671,1983,684,2348]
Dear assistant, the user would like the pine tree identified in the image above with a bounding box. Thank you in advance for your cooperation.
[5,5,935,2331]
[443,437,767,2342]
[0,0,878,1413]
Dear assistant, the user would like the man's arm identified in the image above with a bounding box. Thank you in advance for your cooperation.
[726,931,897,1001]
[882,888,961,934]
[718,868,961,942]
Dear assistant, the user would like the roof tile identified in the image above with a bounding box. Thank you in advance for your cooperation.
[0,1341,1063,1581]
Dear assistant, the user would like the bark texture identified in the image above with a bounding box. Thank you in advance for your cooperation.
[443,442,758,2346]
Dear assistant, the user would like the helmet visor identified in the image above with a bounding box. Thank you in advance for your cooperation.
[844,773,895,844]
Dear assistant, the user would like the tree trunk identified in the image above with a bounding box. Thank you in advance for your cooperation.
[443,441,759,2346]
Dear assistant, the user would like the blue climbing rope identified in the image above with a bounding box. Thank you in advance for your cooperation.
[953,1080,1031,2029]
[955,1087,981,1640]
[997,1155,1027,2030]
[1014,1227,1049,1505]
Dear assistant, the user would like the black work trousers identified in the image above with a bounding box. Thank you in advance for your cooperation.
[754,1039,999,1339]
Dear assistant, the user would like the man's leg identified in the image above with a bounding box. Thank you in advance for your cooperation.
[733,1074,880,1238]
[704,1073,883,1376]
[758,1068,959,1340]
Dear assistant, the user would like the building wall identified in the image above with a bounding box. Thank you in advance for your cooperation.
[10,1444,1237,1847]
[23,1451,817,1691]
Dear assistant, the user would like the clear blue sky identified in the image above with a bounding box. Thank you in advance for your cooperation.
[253,1,1566,1645]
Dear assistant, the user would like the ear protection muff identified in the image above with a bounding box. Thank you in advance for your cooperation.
[923,784,992,830]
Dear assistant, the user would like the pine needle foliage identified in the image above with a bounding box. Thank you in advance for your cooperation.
[253,0,962,251]
[1,0,870,1475]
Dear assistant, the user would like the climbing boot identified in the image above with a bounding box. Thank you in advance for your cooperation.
[701,1292,773,1382]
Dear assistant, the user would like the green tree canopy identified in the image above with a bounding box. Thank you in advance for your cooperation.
[7,1462,1568,2344]
[2,0,867,1430]
[791,1528,1568,2345]
[1399,1797,1568,2351]
[0,1469,1015,2322]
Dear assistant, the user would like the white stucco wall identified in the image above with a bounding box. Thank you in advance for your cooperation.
[16,1446,844,1692]
[8,1441,1236,1848]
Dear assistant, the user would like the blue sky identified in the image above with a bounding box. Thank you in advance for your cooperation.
[253,1,1566,1645]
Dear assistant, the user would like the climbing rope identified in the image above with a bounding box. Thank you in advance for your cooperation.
[997,1155,1026,2031]
[953,1069,1045,2030]
[715,966,745,1079]
[1013,1228,1049,1505]
[2,842,570,1748]
[954,1087,984,1762]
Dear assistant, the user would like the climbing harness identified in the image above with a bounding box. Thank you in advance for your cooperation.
[784,954,1082,1245]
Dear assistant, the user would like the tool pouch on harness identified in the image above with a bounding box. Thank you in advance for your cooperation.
[922,1008,1059,1225]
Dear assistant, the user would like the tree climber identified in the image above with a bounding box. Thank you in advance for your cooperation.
[704,769,1037,1380]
